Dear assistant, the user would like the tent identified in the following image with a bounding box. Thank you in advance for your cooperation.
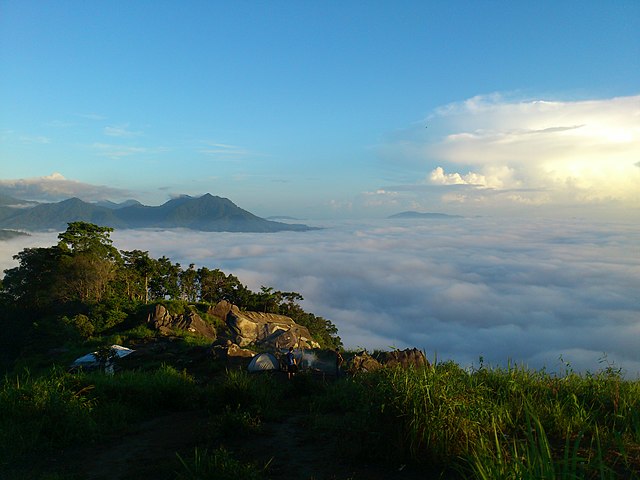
[247,352,280,372]
[71,345,135,373]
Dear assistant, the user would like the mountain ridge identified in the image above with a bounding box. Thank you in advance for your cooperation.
[0,194,316,232]
[388,210,463,219]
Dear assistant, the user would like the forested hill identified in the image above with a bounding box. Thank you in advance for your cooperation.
[0,193,315,232]
[0,221,341,371]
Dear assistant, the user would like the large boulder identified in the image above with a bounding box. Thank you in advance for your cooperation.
[376,348,429,369]
[348,351,382,373]
[218,301,319,349]
[209,299,236,320]
[147,304,217,340]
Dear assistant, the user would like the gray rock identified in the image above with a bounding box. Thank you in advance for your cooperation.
[215,301,320,349]
[147,304,217,340]
[376,348,429,369]
[348,351,383,373]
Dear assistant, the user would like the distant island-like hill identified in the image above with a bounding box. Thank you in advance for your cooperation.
[388,211,463,219]
[0,193,316,233]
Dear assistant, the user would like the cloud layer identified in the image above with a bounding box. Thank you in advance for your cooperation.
[2,217,638,377]
[0,173,134,202]
[110,218,639,377]
[377,94,640,219]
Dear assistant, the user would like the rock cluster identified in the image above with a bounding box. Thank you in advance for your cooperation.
[349,348,429,373]
[147,300,319,350]
[375,348,429,369]
[215,300,320,349]
[147,304,217,340]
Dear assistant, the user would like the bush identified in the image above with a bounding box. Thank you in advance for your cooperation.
[0,368,97,463]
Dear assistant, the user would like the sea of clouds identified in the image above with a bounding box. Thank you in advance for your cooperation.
[2,216,638,377]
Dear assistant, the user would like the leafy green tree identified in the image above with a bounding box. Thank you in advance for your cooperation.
[196,267,251,305]
[2,246,62,310]
[57,222,119,260]
[121,249,156,303]
[56,251,118,303]
[256,286,282,313]
[54,222,121,304]
[149,256,181,300]
[179,263,198,302]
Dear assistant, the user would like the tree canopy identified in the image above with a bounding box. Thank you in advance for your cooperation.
[0,222,341,366]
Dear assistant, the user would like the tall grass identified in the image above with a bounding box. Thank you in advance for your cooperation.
[311,361,640,477]
[175,446,265,480]
[3,356,638,478]
[0,368,97,464]
[0,364,209,467]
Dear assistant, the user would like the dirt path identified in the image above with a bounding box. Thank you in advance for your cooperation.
[50,410,208,480]
[45,406,425,480]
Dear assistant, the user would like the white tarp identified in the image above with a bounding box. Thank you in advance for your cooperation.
[71,344,135,370]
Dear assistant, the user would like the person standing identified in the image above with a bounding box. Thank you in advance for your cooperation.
[335,347,344,378]
[286,346,298,379]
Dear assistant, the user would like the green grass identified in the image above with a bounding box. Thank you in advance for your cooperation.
[2,351,639,479]
[175,446,266,480]
[310,361,640,477]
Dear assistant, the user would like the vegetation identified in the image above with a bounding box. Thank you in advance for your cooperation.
[0,222,638,478]
[0,221,341,374]
[0,357,638,479]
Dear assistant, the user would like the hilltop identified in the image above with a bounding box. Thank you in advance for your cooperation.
[388,210,463,219]
[0,193,316,232]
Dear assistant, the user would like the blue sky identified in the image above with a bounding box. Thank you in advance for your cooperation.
[1,1,639,219]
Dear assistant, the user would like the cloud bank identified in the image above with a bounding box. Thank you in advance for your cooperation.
[0,173,134,202]
[110,218,639,377]
[377,94,640,219]
[2,217,638,377]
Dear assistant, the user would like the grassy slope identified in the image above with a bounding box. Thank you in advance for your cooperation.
[1,337,639,479]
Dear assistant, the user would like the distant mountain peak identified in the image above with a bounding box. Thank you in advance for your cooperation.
[0,193,316,232]
[388,211,462,219]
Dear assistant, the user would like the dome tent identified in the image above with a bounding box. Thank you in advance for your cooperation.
[247,352,280,372]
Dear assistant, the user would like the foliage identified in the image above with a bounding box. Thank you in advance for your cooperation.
[1,351,638,478]
[0,222,340,360]
[310,362,640,477]
[175,447,265,480]
[0,368,97,464]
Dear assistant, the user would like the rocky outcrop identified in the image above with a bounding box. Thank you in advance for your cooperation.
[217,301,320,349]
[209,340,255,360]
[375,348,429,369]
[348,351,383,373]
[348,348,429,374]
[147,304,217,340]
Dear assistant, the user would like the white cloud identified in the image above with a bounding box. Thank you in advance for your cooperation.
[426,95,640,208]
[379,94,640,218]
[359,189,401,208]
[91,142,150,158]
[199,142,254,160]
[104,124,142,137]
[0,173,133,202]
[98,217,640,377]
[19,135,51,144]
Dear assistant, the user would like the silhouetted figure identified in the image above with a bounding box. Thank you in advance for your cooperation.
[286,347,298,379]
[335,347,344,378]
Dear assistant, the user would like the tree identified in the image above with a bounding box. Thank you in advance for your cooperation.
[179,263,198,302]
[2,246,62,309]
[121,249,156,303]
[197,267,228,303]
[57,222,119,260]
[54,222,122,304]
[257,286,281,313]
[149,256,180,300]
[56,251,117,303]
[196,267,251,305]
